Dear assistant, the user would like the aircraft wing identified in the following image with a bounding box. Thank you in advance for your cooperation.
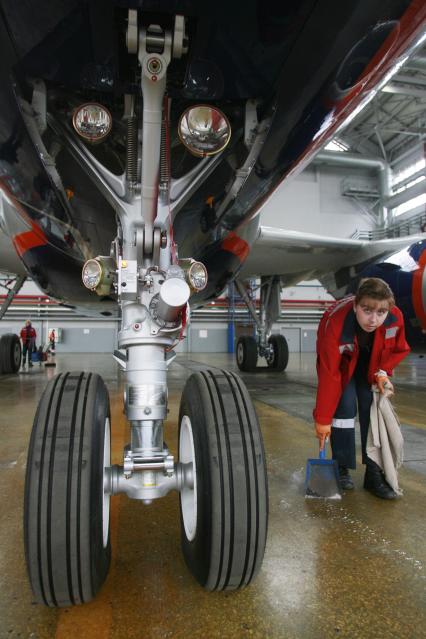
[240,225,424,294]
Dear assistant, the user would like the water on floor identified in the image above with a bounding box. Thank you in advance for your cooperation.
[0,352,425,639]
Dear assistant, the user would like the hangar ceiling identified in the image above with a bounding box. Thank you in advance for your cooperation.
[333,48,426,166]
[313,45,426,236]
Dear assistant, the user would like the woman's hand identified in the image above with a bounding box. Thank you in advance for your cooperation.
[376,374,394,395]
[315,422,331,449]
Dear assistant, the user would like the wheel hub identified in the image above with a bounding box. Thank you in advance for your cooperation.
[103,417,111,548]
[237,342,244,365]
[14,342,21,368]
[179,415,197,541]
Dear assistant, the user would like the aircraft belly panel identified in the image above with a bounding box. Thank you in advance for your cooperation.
[0,228,26,276]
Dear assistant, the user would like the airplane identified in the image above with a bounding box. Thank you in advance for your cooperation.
[0,0,425,607]
[234,227,426,371]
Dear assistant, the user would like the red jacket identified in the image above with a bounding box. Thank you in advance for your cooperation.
[313,296,410,425]
[20,326,36,344]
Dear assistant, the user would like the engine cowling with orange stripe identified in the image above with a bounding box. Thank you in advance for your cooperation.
[350,239,426,346]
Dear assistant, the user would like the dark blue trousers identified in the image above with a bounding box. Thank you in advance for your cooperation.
[22,342,33,366]
[330,371,372,469]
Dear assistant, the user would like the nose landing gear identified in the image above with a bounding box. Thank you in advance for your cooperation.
[23,13,268,606]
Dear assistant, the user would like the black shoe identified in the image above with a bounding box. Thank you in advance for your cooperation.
[338,465,354,490]
[364,460,397,500]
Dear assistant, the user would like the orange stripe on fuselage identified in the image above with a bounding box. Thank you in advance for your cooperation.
[412,249,426,330]
[221,232,250,262]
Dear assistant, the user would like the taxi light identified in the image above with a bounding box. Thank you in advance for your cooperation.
[82,259,102,290]
[179,259,208,291]
[82,256,115,296]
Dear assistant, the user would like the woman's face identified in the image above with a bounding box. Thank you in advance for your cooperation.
[354,296,390,332]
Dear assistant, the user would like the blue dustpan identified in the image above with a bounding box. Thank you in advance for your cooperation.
[305,441,342,500]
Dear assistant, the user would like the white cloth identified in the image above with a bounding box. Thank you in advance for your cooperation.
[367,386,404,495]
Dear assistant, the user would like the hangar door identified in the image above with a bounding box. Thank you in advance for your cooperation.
[280,327,300,352]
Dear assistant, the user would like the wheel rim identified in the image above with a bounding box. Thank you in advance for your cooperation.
[237,342,244,365]
[13,342,21,368]
[102,417,111,548]
[180,415,197,541]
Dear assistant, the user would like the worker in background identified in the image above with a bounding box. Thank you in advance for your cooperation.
[20,320,37,369]
[313,278,410,499]
[49,328,56,354]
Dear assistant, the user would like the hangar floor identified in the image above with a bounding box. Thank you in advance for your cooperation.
[1,351,425,639]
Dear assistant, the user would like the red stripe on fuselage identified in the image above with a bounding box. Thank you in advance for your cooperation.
[412,248,426,330]
[221,232,250,262]
[13,223,48,257]
[0,177,49,257]
[238,0,426,232]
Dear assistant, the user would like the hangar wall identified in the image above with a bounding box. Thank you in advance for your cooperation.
[260,165,377,236]
[0,320,118,353]
[0,320,224,354]
[0,321,318,354]
[1,273,331,354]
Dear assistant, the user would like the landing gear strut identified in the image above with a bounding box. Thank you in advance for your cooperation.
[235,276,289,373]
[0,275,25,374]
[24,13,268,605]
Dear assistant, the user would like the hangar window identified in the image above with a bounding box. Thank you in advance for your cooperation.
[393,192,426,217]
[393,158,426,190]
[325,139,349,152]
[392,157,426,217]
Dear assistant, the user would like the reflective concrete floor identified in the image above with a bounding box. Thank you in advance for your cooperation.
[1,352,425,639]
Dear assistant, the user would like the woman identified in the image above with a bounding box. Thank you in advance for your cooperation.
[313,278,410,499]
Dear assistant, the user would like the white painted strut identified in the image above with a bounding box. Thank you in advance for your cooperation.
[138,27,172,255]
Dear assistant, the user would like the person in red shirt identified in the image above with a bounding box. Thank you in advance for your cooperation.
[313,278,410,499]
[20,320,37,369]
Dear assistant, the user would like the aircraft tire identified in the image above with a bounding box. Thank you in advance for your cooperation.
[236,336,258,372]
[0,333,21,373]
[267,334,289,372]
[179,369,268,591]
[24,372,111,606]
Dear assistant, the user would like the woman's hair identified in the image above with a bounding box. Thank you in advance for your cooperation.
[355,277,395,307]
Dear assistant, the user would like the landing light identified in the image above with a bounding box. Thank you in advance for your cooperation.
[72,103,112,143]
[178,105,231,157]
